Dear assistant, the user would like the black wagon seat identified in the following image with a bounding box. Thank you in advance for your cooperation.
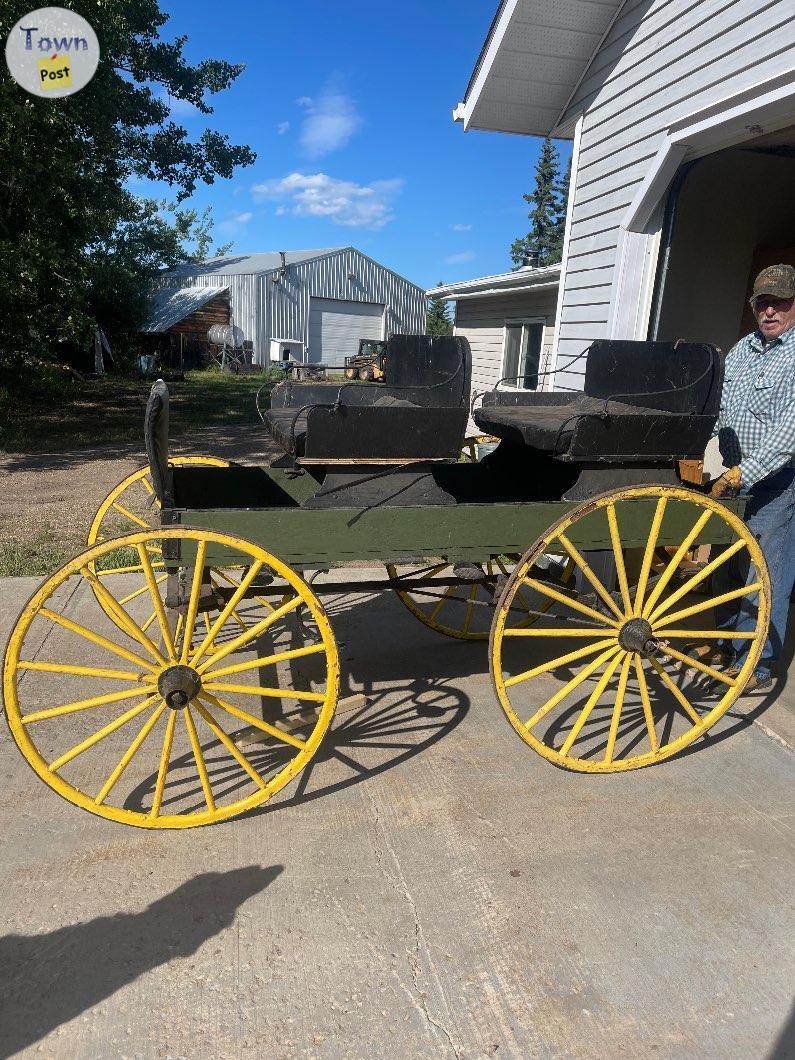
[263,334,473,462]
[472,340,723,499]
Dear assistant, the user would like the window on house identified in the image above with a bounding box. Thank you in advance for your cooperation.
[502,320,544,388]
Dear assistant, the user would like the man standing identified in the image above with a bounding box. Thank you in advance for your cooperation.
[707,264,795,690]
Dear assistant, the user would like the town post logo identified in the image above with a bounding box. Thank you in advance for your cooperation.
[5,7,99,98]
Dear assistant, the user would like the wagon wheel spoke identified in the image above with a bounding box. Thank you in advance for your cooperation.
[36,607,157,672]
[17,660,146,682]
[606,502,632,615]
[179,540,207,663]
[521,576,619,628]
[184,707,216,813]
[491,486,770,773]
[96,702,168,805]
[632,497,667,615]
[200,692,306,751]
[660,643,738,685]
[21,685,158,725]
[647,657,703,726]
[648,538,748,623]
[525,644,622,729]
[149,710,177,818]
[202,643,326,681]
[504,638,617,688]
[192,560,264,665]
[659,581,762,628]
[211,567,272,618]
[641,509,712,618]
[556,532,624,621]
[193,700,268,791]
[559,651,625,757]
[136,544,176,658]
[82,568,167,666]
[49,695,161,773]
[194,594,304,674]
[634,656,659,754]
[604,654,633,764]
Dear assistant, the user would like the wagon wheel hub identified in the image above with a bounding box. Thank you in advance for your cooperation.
[158,664,202,709]
[617,617,658,657]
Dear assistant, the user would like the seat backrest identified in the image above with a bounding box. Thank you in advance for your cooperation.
[145,379,171,505]
[583,340,722,415]
[382,334,471,407]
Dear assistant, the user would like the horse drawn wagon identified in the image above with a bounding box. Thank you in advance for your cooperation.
[3,335,770,827]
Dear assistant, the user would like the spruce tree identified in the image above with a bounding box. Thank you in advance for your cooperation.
[510,137,563,268]
[549,156,571,264]
[427,283,453,336]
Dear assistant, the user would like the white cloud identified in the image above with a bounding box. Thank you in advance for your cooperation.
[277,121,290,135]
[218,211,253,234]
[296,87,361,158]
[252,172,402,229]
[444,250,476,265]
[450,223,472,232]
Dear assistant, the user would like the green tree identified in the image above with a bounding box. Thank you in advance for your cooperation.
[427,283,453,336]
[0,0,255,367]
[510,137,563,268]
[169,204,234,263]
[549,155,571,265]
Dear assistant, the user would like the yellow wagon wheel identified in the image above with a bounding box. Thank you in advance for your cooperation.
[387,556,575,641]
[490,485,770,772]
[3,527,340,828]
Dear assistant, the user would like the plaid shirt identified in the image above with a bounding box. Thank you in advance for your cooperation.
[715,324,795,488]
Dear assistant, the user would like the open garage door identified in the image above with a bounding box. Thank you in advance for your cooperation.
[308,298,384,364]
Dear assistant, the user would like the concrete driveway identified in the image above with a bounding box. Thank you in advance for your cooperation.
[0,572,793,1059]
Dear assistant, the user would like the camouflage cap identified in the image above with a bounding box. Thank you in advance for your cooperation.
[750,263,795,303]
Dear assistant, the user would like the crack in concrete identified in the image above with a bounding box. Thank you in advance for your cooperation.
[365,787,463,1059]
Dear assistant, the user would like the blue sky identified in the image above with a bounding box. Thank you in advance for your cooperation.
[148,1,571,290]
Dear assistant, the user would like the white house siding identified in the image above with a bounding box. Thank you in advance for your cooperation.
[552,0,795,390]
[454,288,559,398]
[264,248,426,364]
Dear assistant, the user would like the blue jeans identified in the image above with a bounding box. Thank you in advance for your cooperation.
[715,466,795,673]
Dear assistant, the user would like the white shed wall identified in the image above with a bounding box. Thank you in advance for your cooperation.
[553,0,795,390]
[264,248,426,364]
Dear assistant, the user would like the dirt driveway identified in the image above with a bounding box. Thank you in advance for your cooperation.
[0,426,278,576]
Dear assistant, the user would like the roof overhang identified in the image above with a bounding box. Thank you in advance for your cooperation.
[141,285,230,333]
[428,264,560,300]
[454,0,625,138]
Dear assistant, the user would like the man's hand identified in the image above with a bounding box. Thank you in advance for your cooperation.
[709,466,743,498]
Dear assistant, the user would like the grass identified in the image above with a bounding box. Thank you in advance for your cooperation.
[0,525,75,577]
[0,368,275,453]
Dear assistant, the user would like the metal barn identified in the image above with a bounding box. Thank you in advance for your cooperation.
[159,247,426,366]
[453,0,795,390]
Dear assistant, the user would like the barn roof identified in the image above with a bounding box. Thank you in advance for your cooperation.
[141,285,230,333]
[453,0,624,137]
[167,248,344,277]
